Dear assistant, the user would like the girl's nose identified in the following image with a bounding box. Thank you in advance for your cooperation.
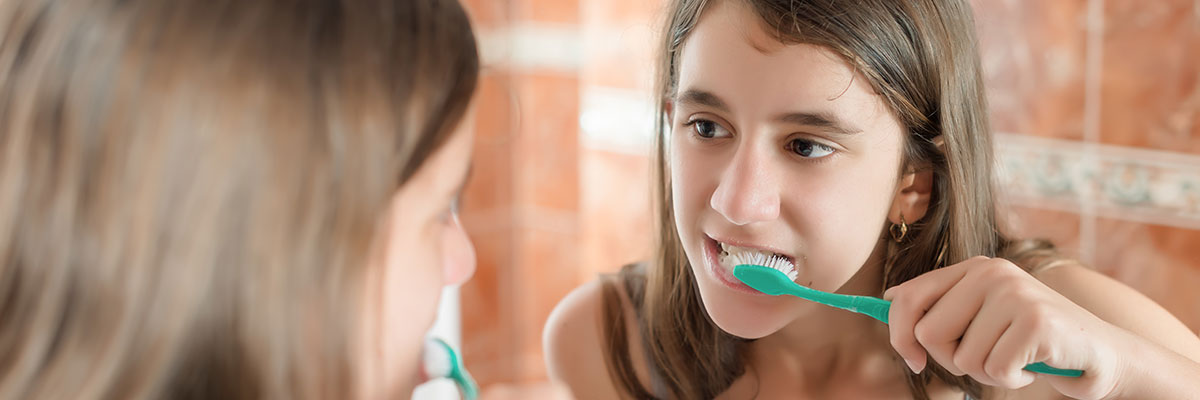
[709,146,780,225]
[441,214,476,286]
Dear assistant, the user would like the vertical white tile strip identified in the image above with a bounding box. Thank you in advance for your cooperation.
[1080,0,1106,266]
[579,86,655,154]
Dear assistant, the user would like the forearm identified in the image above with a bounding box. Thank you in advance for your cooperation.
[1108,334,1200,400]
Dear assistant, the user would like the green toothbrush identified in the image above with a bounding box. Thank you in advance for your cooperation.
[730,256,1083,378]
[422,337,479,399]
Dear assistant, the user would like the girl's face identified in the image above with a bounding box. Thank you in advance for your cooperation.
[670,0,907,339]
[360,117,477,398]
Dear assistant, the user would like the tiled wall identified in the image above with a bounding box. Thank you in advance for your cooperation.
[975,0,1200,331]
[456,0,1200,391]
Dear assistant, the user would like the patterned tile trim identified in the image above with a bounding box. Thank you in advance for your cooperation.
[996,133,1200,230]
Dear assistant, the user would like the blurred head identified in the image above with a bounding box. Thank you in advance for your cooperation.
[0,0,478,398]
[633,0,1003,397]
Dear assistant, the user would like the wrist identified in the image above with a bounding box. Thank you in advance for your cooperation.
[1103,330,1200,400]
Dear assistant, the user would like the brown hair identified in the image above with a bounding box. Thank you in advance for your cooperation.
[0,0,478,399]
[600,0,1067,398]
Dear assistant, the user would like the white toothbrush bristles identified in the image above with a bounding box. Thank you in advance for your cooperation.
[730,252,798,281]
[421,338,453,378]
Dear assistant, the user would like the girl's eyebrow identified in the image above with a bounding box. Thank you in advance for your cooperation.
[775,111,862,136]
[677,88,862,135]
[676,89,730,112]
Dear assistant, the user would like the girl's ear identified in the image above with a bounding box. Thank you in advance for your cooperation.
[664,99,674,121]
[888,167,933,225]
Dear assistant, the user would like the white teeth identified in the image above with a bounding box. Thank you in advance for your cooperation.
[716,242,798,280]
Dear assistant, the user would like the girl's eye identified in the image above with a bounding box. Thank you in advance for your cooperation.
[688,119,731,139]
[787,139,835,158]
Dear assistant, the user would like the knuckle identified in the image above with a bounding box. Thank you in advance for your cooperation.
[983,361,1006,379]
[952,352,979,375]
[913,320,936,345]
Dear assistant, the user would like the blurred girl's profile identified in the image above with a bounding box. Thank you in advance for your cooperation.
[0,0,479,398]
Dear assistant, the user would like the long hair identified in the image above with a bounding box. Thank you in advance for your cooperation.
[600,0,1066,398]
[0,0,478,398]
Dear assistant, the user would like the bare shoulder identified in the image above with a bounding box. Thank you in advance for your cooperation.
[1032,263,1200,361]
[543,277,651,400]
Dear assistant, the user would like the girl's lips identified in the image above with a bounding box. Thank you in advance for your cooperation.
[703,236,772,296]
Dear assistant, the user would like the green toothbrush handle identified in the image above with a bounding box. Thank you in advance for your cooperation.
[850,297,1083,377]
[1023,362,1083,377]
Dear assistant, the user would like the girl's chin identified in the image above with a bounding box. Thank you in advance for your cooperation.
[694,281,790,339]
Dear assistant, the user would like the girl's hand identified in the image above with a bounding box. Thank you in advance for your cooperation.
[883,256,1136,400]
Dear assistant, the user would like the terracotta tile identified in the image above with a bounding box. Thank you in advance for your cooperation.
[516,0,578,24]
[513,73,581,212]
[1093,218,1200,333]
[461,141,514,217]
[513,225,580,378]
[580,149,654,277]
[1003,206,1084,260]
[580,25,658,90]
[580,0,662,23]
[1099,0,1200,153]
[461,0,510,30]
[479,380,570,399]
[972,0,1089,140]
[461,228,519,386]
[472,71,518,146]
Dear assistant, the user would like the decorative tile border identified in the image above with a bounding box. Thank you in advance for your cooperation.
[996,132,1200,231]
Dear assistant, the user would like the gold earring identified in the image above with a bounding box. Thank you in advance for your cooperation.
[890,213,908,243]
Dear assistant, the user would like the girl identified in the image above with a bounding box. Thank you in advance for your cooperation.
[545,0,1200,399]
[0,0,478,398]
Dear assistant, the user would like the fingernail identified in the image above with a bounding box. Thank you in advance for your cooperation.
[904,359,919,374]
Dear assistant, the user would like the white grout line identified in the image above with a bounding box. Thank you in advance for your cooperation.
[1079,0,1107,266]
[479,24,582,72]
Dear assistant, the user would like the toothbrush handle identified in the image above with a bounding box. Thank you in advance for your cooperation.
[850,296,892,324]
[850,297,1083,377]
[1024,362,1083,377]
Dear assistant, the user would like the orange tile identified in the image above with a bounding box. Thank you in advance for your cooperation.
[580,0,664,23]
[972,0,1088,140]
[579,25,659,90]
[461,228,519,386]
[512,225,580,373]
[516,0,579,24]
[1093,218,1200,332]
[479,380,571,399]
[512,73,581,211]
[472,71,518,146]
[460,0,507,29]
[1099,0,1200,153]
[461,141,514,217]
[580,149,654,278]
[1003,205,1084,259]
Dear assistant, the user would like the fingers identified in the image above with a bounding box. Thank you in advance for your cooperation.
[884,257,981,373]
[983,319,1038,389]
[917,278,986,377]
[952,300,1012,386]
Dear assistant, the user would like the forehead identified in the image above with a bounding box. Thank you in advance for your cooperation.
[675,0,891,123]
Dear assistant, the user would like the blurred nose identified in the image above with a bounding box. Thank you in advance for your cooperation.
[441,214,476,286]
[709,144,780,225]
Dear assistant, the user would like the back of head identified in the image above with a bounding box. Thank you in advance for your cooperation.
[0,0,478,398]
